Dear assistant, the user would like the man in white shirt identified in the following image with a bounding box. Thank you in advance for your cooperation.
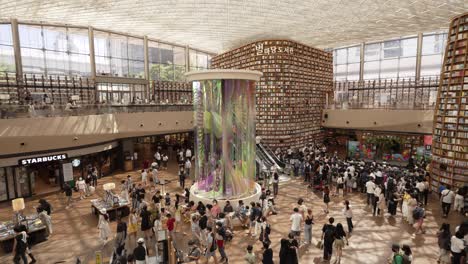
[450,231,465,263]
[415,179,426,204]
[186,148,192,159]
[440,186,455,217]
[162,154,169,169]
[290,208,303,243]
[152,167,158,184]
[154,152,161,165]
[373,185,382,216]
[365,179,376,206]
[185,159,192,179]
[141,169,148,186]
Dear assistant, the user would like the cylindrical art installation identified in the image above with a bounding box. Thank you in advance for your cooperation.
[186,70,262,202]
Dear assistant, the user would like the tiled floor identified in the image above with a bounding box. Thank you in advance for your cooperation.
[0,161,464,264]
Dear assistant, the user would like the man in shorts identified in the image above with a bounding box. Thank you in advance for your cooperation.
[290,207,303,243]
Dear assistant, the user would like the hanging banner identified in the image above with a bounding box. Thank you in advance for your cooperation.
[62,163,74,182]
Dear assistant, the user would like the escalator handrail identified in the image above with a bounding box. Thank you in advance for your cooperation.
[256,149,273,167]
[256,148,273,168]
[257,143,285,168]
[262,144,286,167]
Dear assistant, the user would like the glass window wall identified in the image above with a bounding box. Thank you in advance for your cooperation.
[19,25,91,76]
[97,83,145,104]
[0,24,16,75]
[421,33,447,77]
[363,36,417,80]
[334,32,447,81]
[332,45,360,81]
[94,31,144,78]
[189,49,210,71]
[148,41,187,82]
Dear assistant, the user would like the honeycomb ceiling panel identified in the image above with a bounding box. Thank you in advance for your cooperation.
[0,0,466,53]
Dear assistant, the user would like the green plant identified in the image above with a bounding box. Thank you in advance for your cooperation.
[0,63,15,77]
[150,63,186,82]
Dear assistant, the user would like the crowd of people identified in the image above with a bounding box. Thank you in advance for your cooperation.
[9,143,467,264]
[273,144,467,264]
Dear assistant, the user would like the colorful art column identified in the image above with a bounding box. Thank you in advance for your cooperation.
[186,70,262,200]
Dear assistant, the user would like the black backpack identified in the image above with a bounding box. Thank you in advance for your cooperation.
[199,215,207,230]
[412,207,424,220]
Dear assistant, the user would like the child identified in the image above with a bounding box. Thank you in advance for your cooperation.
[244,245,256,264]
[174,204,183,234]
[264,198,278,216]
[165,192,171,207]
[166,213,176,238]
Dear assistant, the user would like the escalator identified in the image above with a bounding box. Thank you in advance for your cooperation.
[256,145,274,170]
[258,143,286,168]
[255,143,285,172]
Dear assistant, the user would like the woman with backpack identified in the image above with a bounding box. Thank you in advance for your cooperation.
[437,223,451,264]
[259,216,271,245]
[413,203,426,234]
[205,227,218,264]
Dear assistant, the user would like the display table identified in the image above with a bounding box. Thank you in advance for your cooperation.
[91,198,130,221]
[0,218,47,253]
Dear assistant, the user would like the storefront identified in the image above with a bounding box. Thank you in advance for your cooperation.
[0,142,122,202]
[325,129,432,163]
[123,132,194,170]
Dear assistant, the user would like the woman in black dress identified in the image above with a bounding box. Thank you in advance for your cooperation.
[279,233,298,264]
[262,242,274,264]
[279,238,288,264]
[140,206,153,241]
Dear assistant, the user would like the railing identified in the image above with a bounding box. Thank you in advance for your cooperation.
[0,103,193,119]
[330,76,440,110]
[0,72,194,119]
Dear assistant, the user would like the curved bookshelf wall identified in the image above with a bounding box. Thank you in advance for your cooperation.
[431,12,468,190]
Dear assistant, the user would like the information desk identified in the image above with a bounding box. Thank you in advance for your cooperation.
[91,199,130,221]
[0,218,47,253]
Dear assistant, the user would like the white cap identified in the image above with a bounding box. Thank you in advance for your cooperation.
[100,208,107,214]
[137,238,145,243]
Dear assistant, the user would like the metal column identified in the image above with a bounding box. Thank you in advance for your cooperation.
[144,36,150,100]
[88,26,97,102]
[415,33,423,80]
[11,19,24,102]
[359,43,364,81]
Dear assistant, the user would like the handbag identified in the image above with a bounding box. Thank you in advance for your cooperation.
[316,240,323,249]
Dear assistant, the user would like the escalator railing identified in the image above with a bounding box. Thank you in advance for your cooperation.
[259,143,285,168]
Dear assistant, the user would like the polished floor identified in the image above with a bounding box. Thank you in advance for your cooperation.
[0,161,464,264]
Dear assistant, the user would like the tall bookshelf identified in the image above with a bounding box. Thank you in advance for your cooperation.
[431,12,468,190]
[211,40,333,149]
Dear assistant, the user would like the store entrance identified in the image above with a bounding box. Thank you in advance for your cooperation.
[29,163,62,196]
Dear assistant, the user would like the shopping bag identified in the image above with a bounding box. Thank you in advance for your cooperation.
[316,240,323,249]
